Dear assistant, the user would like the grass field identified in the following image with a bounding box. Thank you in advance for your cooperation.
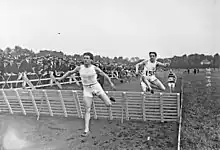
[0,71,182,150]
[180,71,220,150]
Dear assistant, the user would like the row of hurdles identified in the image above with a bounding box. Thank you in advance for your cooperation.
[0,89,181,123]
[0,77,183,150]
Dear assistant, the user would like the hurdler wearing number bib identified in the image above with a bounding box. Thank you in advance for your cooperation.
[136,52,170,94]
[58,52,116,137]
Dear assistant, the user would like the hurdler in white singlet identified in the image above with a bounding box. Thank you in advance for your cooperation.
[79,65,98,86]
[142,60,157,76]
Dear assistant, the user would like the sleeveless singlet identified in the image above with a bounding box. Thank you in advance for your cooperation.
[79,65,98,86]
[142,60,157,76]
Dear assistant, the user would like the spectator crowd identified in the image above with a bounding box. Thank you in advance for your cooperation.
[0,53,136,88]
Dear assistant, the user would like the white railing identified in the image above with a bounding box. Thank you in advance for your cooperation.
[0,89,180,123]
[0,72,120,89]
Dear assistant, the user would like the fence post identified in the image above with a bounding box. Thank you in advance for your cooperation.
[141,92,146,121]
[43,90,53,116]
[29,90,39,116]
[180,78,184,107]
[2,90,13,114]
[58,90,68,117]
[121,93,124,123]
[72,91,83,118]
[177,78,184,150]
[159,92,164,122]
[122,92,129,120]
[177,93,180,119]
[15,89,26,115]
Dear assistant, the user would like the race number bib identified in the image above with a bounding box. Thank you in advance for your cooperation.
[146,71,155,76]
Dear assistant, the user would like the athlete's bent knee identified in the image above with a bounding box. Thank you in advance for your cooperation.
[85,106,91,113]
[98,94,112,107]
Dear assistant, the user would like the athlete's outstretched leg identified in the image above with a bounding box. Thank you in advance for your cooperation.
[152,79,166,91]
[168,83,172,93]
[97,91,116,120]
[141,76,154,93]
[82,96,93,136]
[171,83,176,92]
[98,92,112,107]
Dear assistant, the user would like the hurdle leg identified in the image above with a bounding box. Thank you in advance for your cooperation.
[23,74,35,89]
[50,78,53,87]
[50,72,62,89]
[5,75,11,89]
[22,80,27,89]
[37,98,45,120]
[16,73,23,88]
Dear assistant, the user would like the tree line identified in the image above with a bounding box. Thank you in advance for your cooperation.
[0,46,219,69]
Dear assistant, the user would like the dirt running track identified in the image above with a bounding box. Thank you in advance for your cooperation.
[0,73,181,150]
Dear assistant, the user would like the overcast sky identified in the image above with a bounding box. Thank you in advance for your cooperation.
[0,0,219,59]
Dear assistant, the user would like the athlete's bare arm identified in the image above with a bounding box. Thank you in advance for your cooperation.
[59,66,80,81]
[95,67,113,84]
[95,66,116,90]
[156,61,170,68]
[135,59,147,74]
[70,73,80,86]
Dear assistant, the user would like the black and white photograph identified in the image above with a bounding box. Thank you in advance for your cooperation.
[0,0,219,149]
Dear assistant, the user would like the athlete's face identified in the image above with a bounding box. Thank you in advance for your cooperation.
[83,55,92,65]
[149,54,156,62]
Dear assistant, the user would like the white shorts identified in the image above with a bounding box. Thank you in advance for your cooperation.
[168,82,175,88]
[142,75,158,82]
[83,82,105,98]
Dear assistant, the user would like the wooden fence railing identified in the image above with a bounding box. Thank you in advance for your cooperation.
[0,73,119,89]
[177,77,184,150]
[0,89,180,122]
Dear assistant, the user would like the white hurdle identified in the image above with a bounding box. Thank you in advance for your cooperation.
[0,89,181,123]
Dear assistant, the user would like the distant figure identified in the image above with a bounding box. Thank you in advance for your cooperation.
[167,69,177,93]
[193,68,196,75]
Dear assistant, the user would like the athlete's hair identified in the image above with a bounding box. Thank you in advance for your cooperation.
[83,52,94,60]
[149,52,157,57]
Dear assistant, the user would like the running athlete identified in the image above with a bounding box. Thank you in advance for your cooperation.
[58,52,116,137]
[136,52,170,93]
[167,69,177,93]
